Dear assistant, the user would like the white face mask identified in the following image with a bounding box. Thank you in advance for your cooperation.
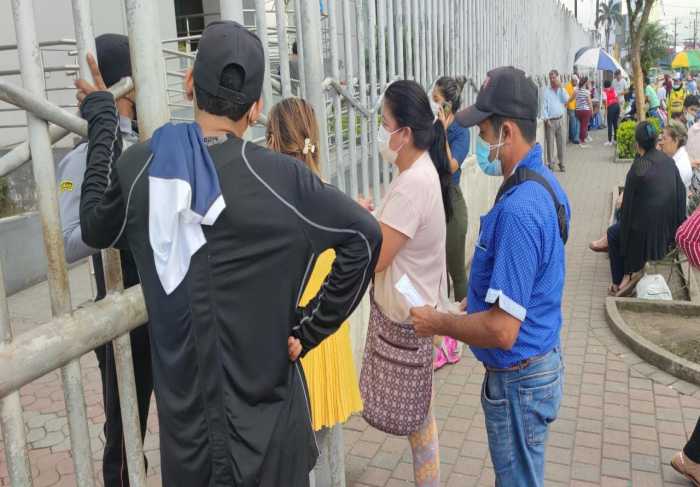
[377,125,404,165]
[429,99,441,117]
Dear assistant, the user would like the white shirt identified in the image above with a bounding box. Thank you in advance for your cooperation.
[612,78,628,104]
[674,146,693,190]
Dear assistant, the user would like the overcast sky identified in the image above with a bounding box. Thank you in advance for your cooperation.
[559,0,698,49]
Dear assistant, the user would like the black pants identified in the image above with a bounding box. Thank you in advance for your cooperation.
[685,417,700,463]
[94,324,153,487]
[607,103,620,142]
[607,222,625,286]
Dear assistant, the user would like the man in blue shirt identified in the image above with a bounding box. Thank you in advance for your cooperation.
[542,69,569,172]
[411,66,570,487]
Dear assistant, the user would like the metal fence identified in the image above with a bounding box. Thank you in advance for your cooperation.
[0,1,592,486]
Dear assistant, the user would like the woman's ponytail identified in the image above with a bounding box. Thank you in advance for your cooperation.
[429,120,453,223]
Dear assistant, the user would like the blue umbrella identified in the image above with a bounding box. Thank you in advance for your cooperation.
[574,47,625,73]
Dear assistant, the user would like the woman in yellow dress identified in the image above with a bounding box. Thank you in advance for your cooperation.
[266,97,363,484]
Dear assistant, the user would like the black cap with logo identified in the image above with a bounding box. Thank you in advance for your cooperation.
[455,66,539,127]
[193,21,264,104]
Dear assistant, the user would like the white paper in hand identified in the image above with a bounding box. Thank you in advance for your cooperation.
[395,274,426,307]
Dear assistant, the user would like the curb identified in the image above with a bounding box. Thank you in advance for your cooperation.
[606,297,700,385]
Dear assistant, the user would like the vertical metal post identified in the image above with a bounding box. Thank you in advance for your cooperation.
[366,0,381,205]
[386,0,396,82]
[300,0,331,182]
[437,0,443,76]
[76,0,149,484]
[11,1,96,486]
[396,0,405,79]
[423,0,429,85]
[220,0,245,23]
[0,259,32,487]
[405,0,413,80]
[377,0,387,88]
[328,0,344,191]
[376,0,391,190]
[356,0,371,198]
[295,0,307,98]
[254,0,273,110]
[411,0,419,82]
[418,0,426,87]
[124,0,173,484]
[341,0,359,199]
[275,0,292,97]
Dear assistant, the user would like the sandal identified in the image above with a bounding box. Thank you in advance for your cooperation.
[671,451,700,486]
[615,272,643,298]
[608,284,619,296]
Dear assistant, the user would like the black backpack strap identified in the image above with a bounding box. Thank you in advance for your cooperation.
[495,167,569,244]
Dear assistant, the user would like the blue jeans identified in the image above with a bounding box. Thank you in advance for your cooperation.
[567,109,579,143]
[481,348,563,487]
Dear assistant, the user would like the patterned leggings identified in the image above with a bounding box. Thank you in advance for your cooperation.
[408,411,440,486]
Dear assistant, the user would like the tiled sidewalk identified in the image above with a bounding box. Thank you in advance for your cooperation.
[2,131,699,486]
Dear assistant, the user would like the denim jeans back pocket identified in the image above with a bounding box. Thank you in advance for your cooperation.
[481,374,513,475]
[518,370,562,447]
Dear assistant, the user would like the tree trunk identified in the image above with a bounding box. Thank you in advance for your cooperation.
[631,32,646,121]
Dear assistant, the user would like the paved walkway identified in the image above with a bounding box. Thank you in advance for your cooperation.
[1,130,699,486]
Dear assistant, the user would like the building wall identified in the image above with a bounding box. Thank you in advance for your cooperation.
[0,0,177,149]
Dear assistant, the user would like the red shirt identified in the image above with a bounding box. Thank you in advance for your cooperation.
[604,87,618,106]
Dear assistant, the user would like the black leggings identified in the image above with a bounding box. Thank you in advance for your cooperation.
[607,103,620,142]
[685,417,700,463]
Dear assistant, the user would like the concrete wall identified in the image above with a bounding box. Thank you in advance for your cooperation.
[0,212,48,295]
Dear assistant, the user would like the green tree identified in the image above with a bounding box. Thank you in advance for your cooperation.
[638,21,669,74]
[597,0,623,53]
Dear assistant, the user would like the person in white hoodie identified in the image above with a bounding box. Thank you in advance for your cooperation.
[659,120,693,192]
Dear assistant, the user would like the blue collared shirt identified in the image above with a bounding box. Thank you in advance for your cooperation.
[447,122,470,185]
[542,86,569,120]
[467,144,571,368]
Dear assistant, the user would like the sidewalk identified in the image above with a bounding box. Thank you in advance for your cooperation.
[2,130,699,486]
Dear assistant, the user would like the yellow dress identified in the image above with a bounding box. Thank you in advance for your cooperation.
[299,250,363,431]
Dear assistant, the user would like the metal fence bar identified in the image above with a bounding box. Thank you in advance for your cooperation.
[327,0,344,192]
[341,0,358,199]
[386,0,396,82]
[396,0,404,79]
[300,0,331,182]
[377,0,391,191]
[405,0,413,79]
[366,0,381,205]
[411,0,419,82]
[429,0,436,82]
[0,81,85,135]
[355,0,370,198]
[377,0,387,89]
[254,0,273,111]
[0,257,32,487]
[0,78,133,178]
[11,1,96,486]
[275,0,292,98]
[294,0,307,98]
[417,0,425,88]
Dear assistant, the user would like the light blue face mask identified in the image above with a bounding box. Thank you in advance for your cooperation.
[475,128,504,176]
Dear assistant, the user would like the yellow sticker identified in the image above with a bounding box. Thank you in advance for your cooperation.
[59,180,73,192]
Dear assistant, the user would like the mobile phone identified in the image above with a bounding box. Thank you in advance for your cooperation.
[442,101,452,115]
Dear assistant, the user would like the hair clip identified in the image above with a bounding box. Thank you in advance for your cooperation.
[302,138,316,155]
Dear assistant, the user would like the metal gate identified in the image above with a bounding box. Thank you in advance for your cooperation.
[0,1,592,486]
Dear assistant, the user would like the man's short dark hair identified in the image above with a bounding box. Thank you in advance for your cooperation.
[614,69,621,76]
[549,69,559,76]
[684,95,700,109]
[292,41,298,55]
[194,64,255,122]
[604,79,612,88]
[491,115,537,144]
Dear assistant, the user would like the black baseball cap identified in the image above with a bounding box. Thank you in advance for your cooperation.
[455,66,538,127]
[95,34,132,87]
[193,21,264,104]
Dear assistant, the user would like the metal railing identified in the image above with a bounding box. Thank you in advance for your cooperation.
[0,1,592,486]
